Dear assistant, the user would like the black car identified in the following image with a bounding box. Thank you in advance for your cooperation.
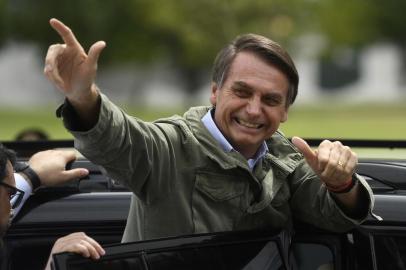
[3,139,406,270]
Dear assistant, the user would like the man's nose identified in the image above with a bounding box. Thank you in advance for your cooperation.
[246,97,261,116]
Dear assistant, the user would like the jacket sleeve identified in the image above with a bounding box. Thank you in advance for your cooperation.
[58,93,182,202]
[288,159,375,232]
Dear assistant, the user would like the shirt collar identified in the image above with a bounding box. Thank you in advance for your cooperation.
[201,109,268,170]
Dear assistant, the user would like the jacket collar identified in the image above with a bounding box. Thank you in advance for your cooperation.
[183,106,303,174]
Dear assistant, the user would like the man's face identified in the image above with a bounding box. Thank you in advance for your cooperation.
[0,161,15,238]
[210,51,289,158]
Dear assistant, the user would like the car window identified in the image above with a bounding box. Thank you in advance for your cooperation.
[146,241,282,270]
[352,228,406,270]
[66,256,145,270]
[54,241,284,270]
[374,235,406,269]
[51,232,287,270]
[292,243,333,270]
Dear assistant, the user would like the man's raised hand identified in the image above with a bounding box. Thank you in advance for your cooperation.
[44,18,105,106]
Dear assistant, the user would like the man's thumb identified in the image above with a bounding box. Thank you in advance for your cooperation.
[87,41,106,65]
[292,136,317,165]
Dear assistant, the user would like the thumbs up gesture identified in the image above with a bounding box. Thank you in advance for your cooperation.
[292,136,357,190]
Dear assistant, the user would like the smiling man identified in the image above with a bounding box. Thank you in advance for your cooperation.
[44,18,375,244]
[209,50,290,159]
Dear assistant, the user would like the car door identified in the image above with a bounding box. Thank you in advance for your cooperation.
[51,230,290,270]
[2,142,131,270]
[350,158,406,270]
[3,140,406,270]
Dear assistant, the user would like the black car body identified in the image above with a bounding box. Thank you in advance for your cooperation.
[2,139,406,270]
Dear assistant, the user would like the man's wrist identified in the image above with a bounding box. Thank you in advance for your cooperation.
[15,162,41,191]
[68,85,101,131]
[325,175,358,194]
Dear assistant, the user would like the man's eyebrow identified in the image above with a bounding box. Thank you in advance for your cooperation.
[232,81,252,89]
[233,81,283,96]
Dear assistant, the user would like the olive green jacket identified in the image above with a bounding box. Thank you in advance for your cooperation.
[60,94,374,242]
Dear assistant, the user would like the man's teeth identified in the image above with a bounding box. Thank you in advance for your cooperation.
[238,119,261,128]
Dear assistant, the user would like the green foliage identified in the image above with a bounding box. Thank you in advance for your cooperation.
[0,1,307,69]
[1,0,406,91]
[369,0,406,45]
[309,0,406,53]
[311,1,377,48]
[2,0,406,61]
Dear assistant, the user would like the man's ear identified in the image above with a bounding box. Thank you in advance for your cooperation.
[209,82,218,106]
[281,106,289,123]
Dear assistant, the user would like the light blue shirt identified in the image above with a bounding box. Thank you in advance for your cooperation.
[201,109,268,170]
[10,173,32,219]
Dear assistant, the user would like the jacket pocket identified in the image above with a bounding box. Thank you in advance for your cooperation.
[192,171,246,233]
[195,173,245,201]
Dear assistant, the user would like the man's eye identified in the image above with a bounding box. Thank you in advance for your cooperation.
[233,89,250,97]
[263,97,282,106]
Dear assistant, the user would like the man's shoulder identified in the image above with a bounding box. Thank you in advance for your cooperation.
[151,106,210,142]
[183,106,211,121]
[154,106,210,124]
[153,106,210,132]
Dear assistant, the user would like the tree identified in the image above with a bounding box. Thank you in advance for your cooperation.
[3,0,310,93]
[3,0,406,93]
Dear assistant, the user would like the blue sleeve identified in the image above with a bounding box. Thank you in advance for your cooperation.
[11,173,32,219]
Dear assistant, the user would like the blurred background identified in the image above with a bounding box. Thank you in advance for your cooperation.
[0,0,405,142]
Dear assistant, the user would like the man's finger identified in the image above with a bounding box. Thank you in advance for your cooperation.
[80,240,101,259]
[87,41,106,66]
[292,136,318,170]
[61,168,89,182]
[49,18,81,48]
[59,150,78,163]
[84,235,105,257]
[44,44,66,87]
[72,244,91,258]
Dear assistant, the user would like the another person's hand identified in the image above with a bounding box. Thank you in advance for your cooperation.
[45,232,105,270]
[44,18,105,107]
[28,150,88,187]
[292,136,357,188]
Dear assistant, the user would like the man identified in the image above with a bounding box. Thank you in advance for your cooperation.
[44,18,375,243]
[0,143,104,269]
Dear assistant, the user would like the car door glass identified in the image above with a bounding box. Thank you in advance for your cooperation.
[352,231,406,270]
[373,235,406,270]
[52,238,285,270]
[292,243,333,270]
[53,254,146,270]
[146,241,283,270]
